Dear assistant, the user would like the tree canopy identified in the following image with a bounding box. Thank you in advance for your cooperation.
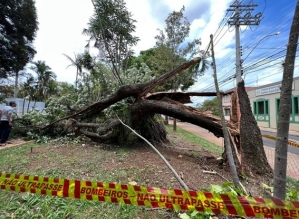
[0,0,38,78]
[128,7,208,92]
[19,61,57,101]
[83,0,139,85]
[197,97,220,116]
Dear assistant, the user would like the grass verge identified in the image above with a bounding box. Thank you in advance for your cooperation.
[0,142,174,219]
[166,125,223,155]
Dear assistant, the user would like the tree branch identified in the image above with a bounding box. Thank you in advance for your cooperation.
[41,57,203,130]
[118,118,189,191]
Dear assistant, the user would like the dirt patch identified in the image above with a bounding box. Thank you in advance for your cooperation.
[0,139,30,150]
[25,131,269,197]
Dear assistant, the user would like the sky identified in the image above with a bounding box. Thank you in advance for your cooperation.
[32,0,298,104]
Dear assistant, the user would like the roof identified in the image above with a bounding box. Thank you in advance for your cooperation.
[223,86,256,94]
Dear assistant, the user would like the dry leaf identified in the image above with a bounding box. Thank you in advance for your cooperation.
[179,172,184,180]
[129,181,137,185]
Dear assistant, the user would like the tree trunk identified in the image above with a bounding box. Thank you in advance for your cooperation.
[210,34,241,188]
[273,1,299,199]
[22,98,26,115]
[173,118,177,131]
[165,115,169,125]
[75,68,78,89]
[27,99,31,113]
[14,71,19,98]
[238,81,272,176]
[130,99,237,138]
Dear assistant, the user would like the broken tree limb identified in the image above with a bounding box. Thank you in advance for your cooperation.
[118,118,189,191]
[72,120,121,135]
[137,57,202,98]
[79,129,117,141]
[145,91,222,104]
[41,57,203,130]
[130,99,238,138]
[228,130,242,166]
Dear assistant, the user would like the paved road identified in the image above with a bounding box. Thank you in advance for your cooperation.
[175,122,299,179]
[261,131,299,155]
[176,122,299,155]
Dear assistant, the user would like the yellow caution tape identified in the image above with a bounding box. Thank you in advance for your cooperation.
[0,172,299,219]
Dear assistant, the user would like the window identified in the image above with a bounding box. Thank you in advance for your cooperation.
[277,97,297,114]
[224,108,230,116]
[294,96,299,115]
[223,95,231,103]
[253,99,269,115]
[276,98,295,123]
[258,101,264,114]
[253,102,257,114]
[265,100,269,114]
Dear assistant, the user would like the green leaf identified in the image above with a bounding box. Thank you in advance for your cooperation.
[222,182,234,188]
[179,213,191,219]
[287,189,298,200]
[190,210,199,217]
[262,183,271,189]
[210,184,223,193]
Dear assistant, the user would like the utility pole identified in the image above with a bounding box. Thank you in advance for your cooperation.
[227,0,262,83]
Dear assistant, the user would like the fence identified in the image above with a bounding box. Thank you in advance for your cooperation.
[0,98,45,117]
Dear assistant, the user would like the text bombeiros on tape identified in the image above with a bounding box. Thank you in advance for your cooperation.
[1,172,299,219]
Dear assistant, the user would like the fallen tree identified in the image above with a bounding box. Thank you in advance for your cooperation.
[32,55,272,177]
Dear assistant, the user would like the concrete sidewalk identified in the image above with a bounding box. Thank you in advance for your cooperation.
[259,126,299,137]
[175,122,299,180]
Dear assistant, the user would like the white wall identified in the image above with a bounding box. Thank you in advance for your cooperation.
[0,98,45,117]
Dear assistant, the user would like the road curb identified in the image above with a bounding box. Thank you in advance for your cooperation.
[262,135,299,148]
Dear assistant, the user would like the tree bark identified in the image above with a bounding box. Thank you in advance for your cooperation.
[173,118,177,132]
[273,1,299,199]
[130,99,238,138]
[80,129,117,142]
[14,71,19,98]
[238,81,272,176]
[210,34,241,189]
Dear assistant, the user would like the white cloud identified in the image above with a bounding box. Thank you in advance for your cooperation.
[125,0,162,54]
[163,0,191,10]
[190,18,206,35]
[33,0,94,83]
[32,0,236,86]
[188,0,235,95]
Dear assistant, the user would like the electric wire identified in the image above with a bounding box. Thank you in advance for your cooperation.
[190,0,297,105]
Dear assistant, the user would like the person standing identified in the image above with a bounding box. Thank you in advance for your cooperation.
[0,101,17,146]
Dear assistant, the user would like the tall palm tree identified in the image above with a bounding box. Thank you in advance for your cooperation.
[63,53,83,89]
[19,74,36,113]
[30,60,57,101]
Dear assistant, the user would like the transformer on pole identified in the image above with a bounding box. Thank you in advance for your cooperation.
[227,0,262,83]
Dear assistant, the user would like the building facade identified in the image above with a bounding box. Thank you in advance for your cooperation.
[247,77,299,131]
[222,77,299,131]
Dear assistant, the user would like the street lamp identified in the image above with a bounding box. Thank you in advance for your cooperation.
[241,32,280,63]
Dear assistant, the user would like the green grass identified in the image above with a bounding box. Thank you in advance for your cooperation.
[286,176,299,200]
[0,142,175,219]
[0,190,150,219]
[0,127,297,218]
[167,125,224,155]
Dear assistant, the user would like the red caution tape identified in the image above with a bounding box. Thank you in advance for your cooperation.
[0,172,299,219]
